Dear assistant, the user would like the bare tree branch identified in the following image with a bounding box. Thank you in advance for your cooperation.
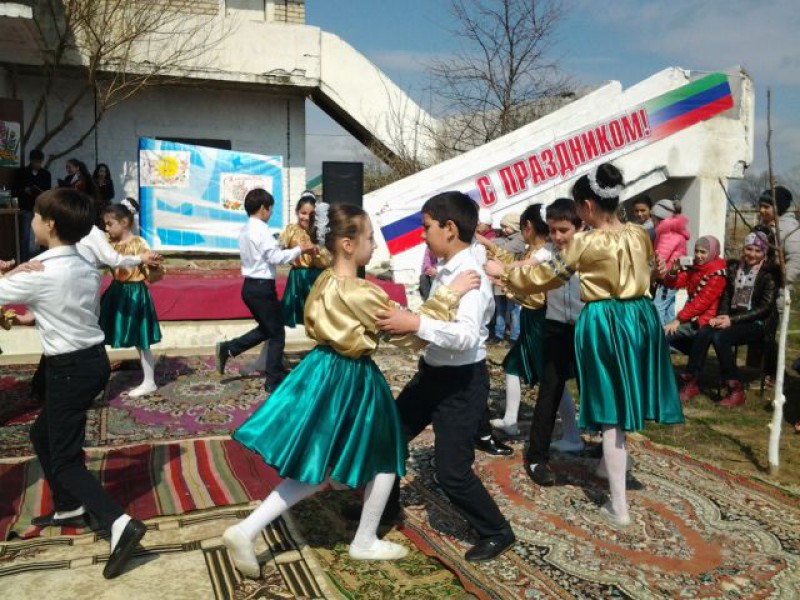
[25,0,231,166]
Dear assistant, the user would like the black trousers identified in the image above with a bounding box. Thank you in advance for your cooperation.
[686,322,764,381]
[29,345,124,530]
[396,359,510,539]
[227,278,286,386]
[527,320,576,464]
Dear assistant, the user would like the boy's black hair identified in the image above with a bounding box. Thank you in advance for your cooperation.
[421,191,477,244]
[29,149,44,162]
[244,188,275,216]
[546,197,582,228]
[34,188,94,244]
[520,203,550,237]
[631,195,652,209]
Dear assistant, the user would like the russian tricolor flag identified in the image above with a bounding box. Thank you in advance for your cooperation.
[380,211,424,256]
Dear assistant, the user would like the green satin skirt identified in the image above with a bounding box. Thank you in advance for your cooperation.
[281,267,324,327]
[502,306,546,385]
[99,280,162,350]
[233,345,408,488]
[575,297,683,432]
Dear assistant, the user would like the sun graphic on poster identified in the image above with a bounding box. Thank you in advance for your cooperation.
[156,155,180,179]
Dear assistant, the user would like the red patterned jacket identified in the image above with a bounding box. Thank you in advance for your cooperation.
[663,257,727,327]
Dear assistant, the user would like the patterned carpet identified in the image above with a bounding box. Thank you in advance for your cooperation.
[0,355,294,458]
[400,429,800,599]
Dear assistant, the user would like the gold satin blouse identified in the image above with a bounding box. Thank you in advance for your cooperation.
[110,236,165,283]
[279,223,332,269]
[502,223,653,302]
[304,269,461,359]
[487,242,546,310]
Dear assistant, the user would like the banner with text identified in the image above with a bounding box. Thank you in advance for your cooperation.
[139,138,283,253]
[381,72,734,256]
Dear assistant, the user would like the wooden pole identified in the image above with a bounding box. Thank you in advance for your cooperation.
[766,88,789,474]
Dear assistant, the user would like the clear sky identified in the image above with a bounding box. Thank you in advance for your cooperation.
[305,0,800,181]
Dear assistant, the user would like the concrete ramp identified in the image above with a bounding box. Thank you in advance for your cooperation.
[311,31,439,164]
[365,67,755,284]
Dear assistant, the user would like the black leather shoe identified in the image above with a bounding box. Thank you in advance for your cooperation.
[31,511,90,529]
[103,519,147,579]
[342,501,402,525]
[524,463,556,486]
[465,529,515,562]
[216,342,230,376]
[476,435,513,456]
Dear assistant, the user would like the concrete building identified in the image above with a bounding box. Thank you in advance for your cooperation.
[0,0,437,222]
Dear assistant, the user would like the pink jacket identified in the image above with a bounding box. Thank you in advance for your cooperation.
[654,215,690,269]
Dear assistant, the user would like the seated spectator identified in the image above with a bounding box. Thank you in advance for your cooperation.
[651,199,690,325]
[661,235,727,353]
[677,231,779,406]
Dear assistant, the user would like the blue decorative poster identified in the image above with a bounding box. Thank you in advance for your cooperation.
[138,137,283,252]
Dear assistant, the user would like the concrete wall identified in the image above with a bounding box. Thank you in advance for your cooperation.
[15,73,306,227]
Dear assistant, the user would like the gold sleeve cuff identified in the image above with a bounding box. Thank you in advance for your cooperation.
[419,285,460,320]
[1,308,15,330]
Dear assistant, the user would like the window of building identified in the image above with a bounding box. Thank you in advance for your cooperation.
[156,137,232,150]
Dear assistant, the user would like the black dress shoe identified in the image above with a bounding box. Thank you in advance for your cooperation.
[103,519,147,579]
[265,378,284,394]
[465,529,515,562]
[524,463,556,486]
[31,511,90,529]
[476,435,513,456]
[216,342,230,375]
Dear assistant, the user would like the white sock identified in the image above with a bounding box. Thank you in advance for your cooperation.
[557,388,581,443]
[351,473,395,549]
[602,425,629,520]
[238,478,324,542]
[138,348,156,388]
[502,373,522,425]
[110,514,132,551]
[53,506,85,520]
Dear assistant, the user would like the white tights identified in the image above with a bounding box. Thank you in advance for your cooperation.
[237,473,396,549]
[601,425,629,519]
[138,349,156,388]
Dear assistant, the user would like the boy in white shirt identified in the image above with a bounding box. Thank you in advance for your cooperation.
[377,191,515,563]
[0,188,145,579]
[216,189,315,392]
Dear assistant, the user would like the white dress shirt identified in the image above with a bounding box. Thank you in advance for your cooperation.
[240,217,302,279]
[417,246,494,366]
[77,226,142,269]
[537,244,584,323]
[0,246,105,356]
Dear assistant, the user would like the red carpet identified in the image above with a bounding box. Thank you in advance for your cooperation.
[106,272,408,321]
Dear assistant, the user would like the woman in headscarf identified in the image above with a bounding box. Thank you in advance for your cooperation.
[675,231,779,407]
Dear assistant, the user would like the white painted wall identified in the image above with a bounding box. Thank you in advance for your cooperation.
[16,74,306,228]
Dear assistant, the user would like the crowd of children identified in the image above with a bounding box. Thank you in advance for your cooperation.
[1,161,797,581]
